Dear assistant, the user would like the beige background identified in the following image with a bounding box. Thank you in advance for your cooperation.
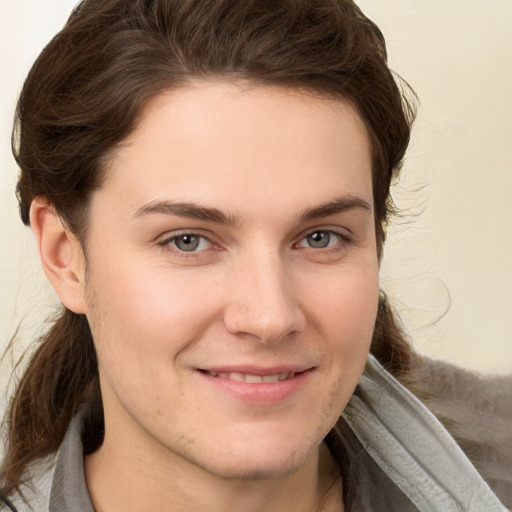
[1,0,511,382]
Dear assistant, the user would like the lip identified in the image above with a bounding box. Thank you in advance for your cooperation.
[196,365,315,404]
[200,364,312,376]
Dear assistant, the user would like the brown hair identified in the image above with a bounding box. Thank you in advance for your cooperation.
[2,0,416,502]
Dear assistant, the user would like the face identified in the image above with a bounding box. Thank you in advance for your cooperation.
[81,82,379,480]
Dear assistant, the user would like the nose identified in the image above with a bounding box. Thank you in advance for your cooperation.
[223,250,306,344]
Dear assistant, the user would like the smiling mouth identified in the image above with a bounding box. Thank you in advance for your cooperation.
[202,370,298,383]
[198,367,313,403]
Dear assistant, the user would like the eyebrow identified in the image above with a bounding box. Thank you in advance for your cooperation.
[133,200,240,225]
[299,196,372,222]
[133,195,371,225]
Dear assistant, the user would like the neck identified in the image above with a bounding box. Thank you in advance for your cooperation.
[85,436,342,512]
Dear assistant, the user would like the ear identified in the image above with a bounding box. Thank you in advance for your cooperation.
[30,197,87,314]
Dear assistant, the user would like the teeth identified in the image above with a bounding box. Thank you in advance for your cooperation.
[245,374,263,383]
[206,371,296,383]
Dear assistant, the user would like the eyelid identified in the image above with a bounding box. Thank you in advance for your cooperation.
[158,229,220,253]
[156,226,352,256]
[294,226,352,247]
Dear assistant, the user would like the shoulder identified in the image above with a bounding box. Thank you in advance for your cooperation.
[1,455,56,512]
[406,357,512,507]
[2,405,96,512]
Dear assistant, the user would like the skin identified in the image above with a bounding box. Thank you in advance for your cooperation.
[33,82,379,511]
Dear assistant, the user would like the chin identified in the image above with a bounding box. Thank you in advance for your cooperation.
[184,429,321,481]
[197,449,313,481]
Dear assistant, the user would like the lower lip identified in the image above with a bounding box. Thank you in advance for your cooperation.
[197,370,313,404]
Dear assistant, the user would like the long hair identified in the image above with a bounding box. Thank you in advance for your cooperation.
[2,0,416,500]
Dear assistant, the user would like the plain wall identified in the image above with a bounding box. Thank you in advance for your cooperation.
[1,0,511,382]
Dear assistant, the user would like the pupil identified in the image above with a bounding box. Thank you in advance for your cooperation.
[308,231,330,248]
[176,235,199,251]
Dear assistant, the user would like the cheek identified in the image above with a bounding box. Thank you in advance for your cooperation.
[304,262,379,339]
[304,263,379,400]
[325,273,378,417]
[86,257,224,347]
[310,283,378,441]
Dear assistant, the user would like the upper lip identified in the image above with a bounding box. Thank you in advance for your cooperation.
[197,364,314,376]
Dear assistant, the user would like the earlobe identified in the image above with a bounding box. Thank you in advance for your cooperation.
[30,197,87,314]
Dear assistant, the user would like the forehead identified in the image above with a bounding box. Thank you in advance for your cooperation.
[97,81,373,220]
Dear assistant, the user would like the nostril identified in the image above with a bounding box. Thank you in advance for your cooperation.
[223,303,306,343]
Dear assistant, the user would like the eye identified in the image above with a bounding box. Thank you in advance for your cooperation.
[297,230,348,249]
[164,233,213,252]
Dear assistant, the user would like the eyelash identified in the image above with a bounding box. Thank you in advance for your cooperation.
[295,229,352,253]
[158,228,351,258]
[158,232,217,258]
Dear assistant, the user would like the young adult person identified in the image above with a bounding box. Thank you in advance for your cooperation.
[0,1,509,511]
